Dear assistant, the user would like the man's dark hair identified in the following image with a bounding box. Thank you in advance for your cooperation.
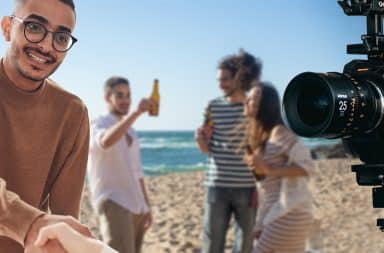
[104,76,130,95]
[14,0,75,12]
[60,0,75,11]
[218,49,262,92]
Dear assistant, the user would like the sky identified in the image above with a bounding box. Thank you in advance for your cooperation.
[0,0,367,130]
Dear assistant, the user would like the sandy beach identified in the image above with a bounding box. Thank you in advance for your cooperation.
[80,159,384,253]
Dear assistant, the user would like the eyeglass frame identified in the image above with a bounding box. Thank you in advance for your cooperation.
[9,15,78,52]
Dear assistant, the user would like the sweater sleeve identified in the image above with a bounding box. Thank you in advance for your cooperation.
[49,106,90,218]
[0,178,44,246]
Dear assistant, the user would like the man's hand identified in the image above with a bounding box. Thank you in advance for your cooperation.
[143,211,153,231]
[24,214,93,253]
[135,98,156,115]
[195,125,212,144]
[195,125,212,153]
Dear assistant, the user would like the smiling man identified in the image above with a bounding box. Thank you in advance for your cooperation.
[88,76,154,253]
[0,0,90,253]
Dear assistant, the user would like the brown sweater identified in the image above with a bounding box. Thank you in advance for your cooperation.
[0,60,90,252]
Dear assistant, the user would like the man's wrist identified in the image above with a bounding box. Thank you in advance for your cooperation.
[132,110,143,117]
[25,213,46,245]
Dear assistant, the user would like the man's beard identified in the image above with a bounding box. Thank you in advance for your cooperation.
[15,45,58,82]
[16,63,59,82]
[111,107,128,116]
[224,86,237,97]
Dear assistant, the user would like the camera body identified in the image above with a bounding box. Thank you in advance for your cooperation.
[283,0,384,165]
[283,0,384,229]
[339,0,384,16]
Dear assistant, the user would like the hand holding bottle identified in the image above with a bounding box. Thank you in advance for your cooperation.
[135,98,156,115]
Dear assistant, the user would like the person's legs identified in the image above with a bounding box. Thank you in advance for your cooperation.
[201,187,232,253]
[98,199,136,253]
[253,210,313,253]
[232,188,257,253]
[132,213,146,253]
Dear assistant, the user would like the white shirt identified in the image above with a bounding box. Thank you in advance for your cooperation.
[88,113,149,214]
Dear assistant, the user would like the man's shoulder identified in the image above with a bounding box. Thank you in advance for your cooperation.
[45,79,87,111]
[207,96,228,108]
[208,96,225,104]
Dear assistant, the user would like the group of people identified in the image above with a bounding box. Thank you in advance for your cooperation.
[196,51,314,253]
[0,0,314,253]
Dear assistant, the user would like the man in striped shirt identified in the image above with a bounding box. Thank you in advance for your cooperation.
[196,50,262,253]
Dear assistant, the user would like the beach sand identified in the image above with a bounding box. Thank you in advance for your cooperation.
[80,159,384,253]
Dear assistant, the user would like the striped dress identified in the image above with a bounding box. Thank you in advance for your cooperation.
[204,97,255,188]
[253,125,313,253]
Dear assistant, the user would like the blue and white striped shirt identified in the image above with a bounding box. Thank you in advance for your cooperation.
[204,97,255,188]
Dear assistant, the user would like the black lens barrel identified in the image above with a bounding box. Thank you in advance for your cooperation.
[283,71,383,138]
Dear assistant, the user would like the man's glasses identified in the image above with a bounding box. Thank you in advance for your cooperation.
[10,15,77,52]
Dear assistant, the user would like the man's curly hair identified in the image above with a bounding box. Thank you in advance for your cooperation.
[218,49,262,92]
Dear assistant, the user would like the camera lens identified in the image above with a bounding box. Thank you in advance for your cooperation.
[297,83,332,127]
[283,72,384,138]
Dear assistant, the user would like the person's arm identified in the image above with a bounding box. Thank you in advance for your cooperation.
[245,153,308,178]
[195,103,213,154]
[265,125,313,178]
[258,163,308,177]
[0,178,44,246]
[139,178,153,230]
[100,111,141,149]
[132,133,152,230]
[0,180,91,253]
[140,178,150,208]
[100,99,153,149]
[195,126,211,154]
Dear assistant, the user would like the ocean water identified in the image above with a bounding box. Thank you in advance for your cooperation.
[138,131,340,176]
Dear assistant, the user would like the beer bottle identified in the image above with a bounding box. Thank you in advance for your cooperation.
[149,79,160,116]
[204,105,213,127]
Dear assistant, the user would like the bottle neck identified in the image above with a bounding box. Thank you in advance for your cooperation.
[152,81,159,95]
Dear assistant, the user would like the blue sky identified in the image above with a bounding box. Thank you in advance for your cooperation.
[0,1,366,130]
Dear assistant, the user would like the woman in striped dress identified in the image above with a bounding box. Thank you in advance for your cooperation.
[244,84,314,253]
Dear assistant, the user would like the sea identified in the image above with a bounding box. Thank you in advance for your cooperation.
[138,131,341,176]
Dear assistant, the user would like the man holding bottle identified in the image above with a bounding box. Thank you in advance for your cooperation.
[88,76,156,253]
[196,50,262,253]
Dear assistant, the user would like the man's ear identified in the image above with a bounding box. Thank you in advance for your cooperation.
[1,16,12,42]
[104,93,111,103]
